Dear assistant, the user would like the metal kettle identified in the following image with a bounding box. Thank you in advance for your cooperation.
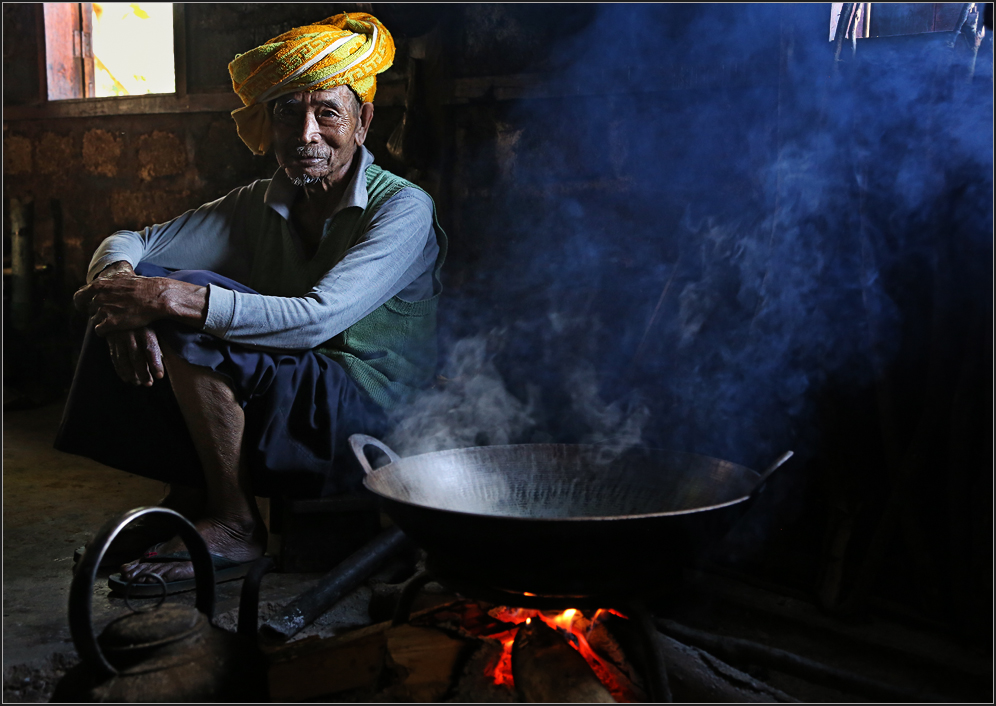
[52,507,269,703]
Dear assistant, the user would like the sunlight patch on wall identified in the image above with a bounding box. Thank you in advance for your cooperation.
[92,3,174,97]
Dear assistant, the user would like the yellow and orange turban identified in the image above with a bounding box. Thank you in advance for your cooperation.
[228,12,395,155]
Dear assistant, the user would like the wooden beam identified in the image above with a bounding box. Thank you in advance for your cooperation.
[79,3,95,98]
[444,63,757,105]
[2,83,405,121]
[173,3,188,98]
[35,3,48,104]
[4,56,753,122]
[4,57,753,121]
[2,92,242,120]
[42,2,84,100]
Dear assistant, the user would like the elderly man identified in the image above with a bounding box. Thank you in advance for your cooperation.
[55,13,445,592]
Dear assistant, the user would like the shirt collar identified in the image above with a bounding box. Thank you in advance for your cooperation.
[264,145,375,222]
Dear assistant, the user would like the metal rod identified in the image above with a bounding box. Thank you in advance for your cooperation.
[259,526,410,641]
[749,450,794,500]
[952,3,974,42]
[832,3,858,67]
[390,570,435,627]
[237,555,276,640]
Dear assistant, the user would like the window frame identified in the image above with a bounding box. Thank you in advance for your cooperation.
[6,2,241,120]
[831,2,974,42]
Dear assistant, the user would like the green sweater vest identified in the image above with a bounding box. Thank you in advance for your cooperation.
[316,165,448,409]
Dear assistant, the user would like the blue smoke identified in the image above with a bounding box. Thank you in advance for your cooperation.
[429,5,992,483]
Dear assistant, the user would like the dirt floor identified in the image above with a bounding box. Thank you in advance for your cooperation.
[1,396,380,703]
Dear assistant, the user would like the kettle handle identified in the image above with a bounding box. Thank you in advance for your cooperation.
[68,507,217,678]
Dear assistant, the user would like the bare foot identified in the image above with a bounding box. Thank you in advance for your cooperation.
[157,484,206,520]
[76,488,207,570]
[119,515,266,584]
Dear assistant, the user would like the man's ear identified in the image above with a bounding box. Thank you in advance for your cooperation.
[355,102,375,146]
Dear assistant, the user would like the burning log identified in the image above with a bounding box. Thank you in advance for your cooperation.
[488,606,644,701]
[268,598,796,703]
[511,619,615,703]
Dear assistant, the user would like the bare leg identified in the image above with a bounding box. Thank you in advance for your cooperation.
[158,483,206,518]
[120,348,266,583]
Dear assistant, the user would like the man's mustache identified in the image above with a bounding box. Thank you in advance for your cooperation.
[295,146,330,160]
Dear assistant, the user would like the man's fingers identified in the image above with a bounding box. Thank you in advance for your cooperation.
[93,315,111,336]
[106,329,162,386]
[93,307,128,336]
[85,276,165,332]
[142,328,165,380]
[107,332,149,386]
[126,333,153,386]
[107,335,136,385]
[92,309,116,337]
[73,284,96,312]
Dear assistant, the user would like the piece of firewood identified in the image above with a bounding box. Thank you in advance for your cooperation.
[266,603,463,702]
[584,619,648,702]
[382,624,474,702]
[267,621,389,702]
[606,614,797,703]
[448,639,518,703]
[512,620,615,703]
[656,618,946,703]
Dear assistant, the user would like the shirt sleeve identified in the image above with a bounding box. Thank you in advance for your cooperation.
[202,188,438,350]
[86,185,258,283]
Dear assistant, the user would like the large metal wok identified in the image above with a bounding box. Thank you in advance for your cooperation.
[349,435,791,600]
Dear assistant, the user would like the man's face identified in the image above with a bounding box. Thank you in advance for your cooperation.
[270,86,371,187]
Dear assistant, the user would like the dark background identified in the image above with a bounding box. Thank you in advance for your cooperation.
[3,3,992,644]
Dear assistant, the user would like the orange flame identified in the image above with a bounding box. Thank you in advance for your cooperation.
[486,606,635,700]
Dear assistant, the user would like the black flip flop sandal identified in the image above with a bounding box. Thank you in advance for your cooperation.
[73,519,179,571]
[107,544,258,596]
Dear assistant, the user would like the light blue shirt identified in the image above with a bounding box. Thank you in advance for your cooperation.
[87,147,439,351]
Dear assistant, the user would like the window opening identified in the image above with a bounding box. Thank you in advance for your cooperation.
[830,3,871,41]
[830,3,978,41]
[92,3,175,97]
[42,2,174,100]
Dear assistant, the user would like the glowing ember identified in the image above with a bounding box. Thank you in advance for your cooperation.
[485,606,637,701]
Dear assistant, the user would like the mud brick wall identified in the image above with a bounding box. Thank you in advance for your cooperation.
[4,114,263,281]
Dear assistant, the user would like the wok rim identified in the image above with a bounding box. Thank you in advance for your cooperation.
[361,442,760,522]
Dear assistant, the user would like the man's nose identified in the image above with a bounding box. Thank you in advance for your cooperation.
[297,110,321,143]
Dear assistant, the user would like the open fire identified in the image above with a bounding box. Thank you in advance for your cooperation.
[479,605,643,702]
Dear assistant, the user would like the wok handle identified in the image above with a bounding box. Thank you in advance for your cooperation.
[348,434,402,475]
[749,450,794,499]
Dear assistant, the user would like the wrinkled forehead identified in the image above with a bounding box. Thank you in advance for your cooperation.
[271,86,361,110]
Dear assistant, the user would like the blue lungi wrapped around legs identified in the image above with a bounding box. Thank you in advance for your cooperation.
[54,264,388,499]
